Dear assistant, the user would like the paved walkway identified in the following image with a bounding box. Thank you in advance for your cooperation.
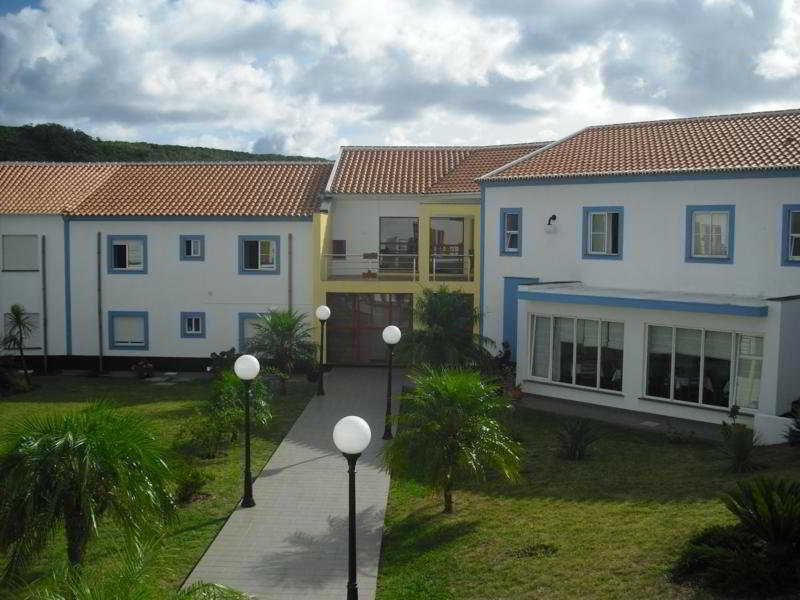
[184,367,402,599]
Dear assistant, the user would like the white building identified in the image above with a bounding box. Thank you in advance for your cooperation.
[480,108,800,442]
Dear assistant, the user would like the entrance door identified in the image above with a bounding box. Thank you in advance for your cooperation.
[326,293,413,364]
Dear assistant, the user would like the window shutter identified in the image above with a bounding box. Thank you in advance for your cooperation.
[2,235,38,270]
[115,316,145,344]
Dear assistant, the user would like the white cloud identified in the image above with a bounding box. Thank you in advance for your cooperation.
[756,0,800,80]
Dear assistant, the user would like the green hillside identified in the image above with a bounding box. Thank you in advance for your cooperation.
[0,123,322,163]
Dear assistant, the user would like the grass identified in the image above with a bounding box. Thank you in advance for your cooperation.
[0,372,315,599]
[377,406,800,600]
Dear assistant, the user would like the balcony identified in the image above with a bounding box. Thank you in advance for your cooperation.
[430,253,474,281]
[324,253,419,281]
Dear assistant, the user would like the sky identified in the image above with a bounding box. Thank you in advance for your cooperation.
[0,0,798,158]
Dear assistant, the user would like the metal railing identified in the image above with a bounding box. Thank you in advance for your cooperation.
[430,253,474,281]
[324,253,419,281]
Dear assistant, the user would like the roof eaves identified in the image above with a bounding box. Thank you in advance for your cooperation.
[325,147,345,194]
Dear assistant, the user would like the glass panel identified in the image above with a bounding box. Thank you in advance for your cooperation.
[243,318,259,350]
[552,317,574,384]
[505,213,519,232]
[600,321,624,391]
[792,211,800,235]
[113,243,127,268]
[191,239,201,256]
[646,325,673,398]
[506,232,519,250]
[531,316,551,378]
[244,240,258,269]
[610,212,620,255]
[590,233,606,253]
[127,241,143,268]
[115,316,144,345]
[702,331,732,407]
[575,319,599,387]
[735,334,763,410]
[791,236,800,259]
[184,239,193,256]
[591,212,606,234]
[673,328,701,403]
[259,240,274,267]
[694,212,728,257]
[380,217,419,254]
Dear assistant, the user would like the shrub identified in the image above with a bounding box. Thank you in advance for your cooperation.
[176,412,229,459]
[175,467,214,505]
[248,309,316,394]
[721,422,761,473]
[208,347,240,374]
[784,401,800,445]
[555,418,601,460]
[131,359,155,379]
[211,370,271,435]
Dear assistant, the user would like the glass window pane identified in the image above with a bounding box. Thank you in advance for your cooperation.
[575,319,599,387]
[552,317,574,384]
[113,243,127,268]
[792,211,800,235]
[505,213,519,232]
[506,232,519,250]
[647,325,673,398]
[610,212,620,255]
[259,240,274,266]
[531,316,551,378]
[244,240,258,269]
[184,239,193,256]
[590,233,606,253]
[791,236,800,259]
[600,321,624,391]
[380,217,419,254]
[115,316,144,345]
[591,213,606,234]
[702,331,732,407]
[127,241,143,267]
[734,334,763,410]
[674,328,701,403]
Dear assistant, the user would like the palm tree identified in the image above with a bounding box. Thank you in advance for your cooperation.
[398,287,494,369]
[2,303,36,387]
[383,368,522,513]
[0,404,175,578]
[248,309,316,394]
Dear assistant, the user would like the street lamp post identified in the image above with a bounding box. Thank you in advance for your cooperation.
[316,305,331,395]
[234,354,260,508]
[332,416,372,600]
[381,325,401,440]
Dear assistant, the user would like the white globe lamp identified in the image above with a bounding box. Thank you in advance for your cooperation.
[382,325,401,346]
[316,304,331,321]
[234,354,260,380]
[333,415,372,456]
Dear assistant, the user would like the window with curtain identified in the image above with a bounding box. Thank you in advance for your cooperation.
[734,334,763,410]
[2,234,38,271]
[692,211,729,258]
[530,315,551,379]
[111,314,146,347]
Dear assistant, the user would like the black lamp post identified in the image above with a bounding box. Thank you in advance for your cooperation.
[234,354,260,508]
[381,325,401,440]
[332,416,372,600]
[316,304,331,395]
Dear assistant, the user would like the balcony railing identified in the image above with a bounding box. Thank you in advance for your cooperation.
[430,253,474,281]
[324,253,419,281]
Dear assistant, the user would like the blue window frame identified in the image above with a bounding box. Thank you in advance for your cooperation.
[238,312,261,352]
[582,206,624,260]
[108,311,149,351]
[781,204,800,267]
[685,205,735,264]
[238,235,280,274]
[500,208,522,256]
[180,235,205,261]
[181,311,206,338]
[107,235,148,274]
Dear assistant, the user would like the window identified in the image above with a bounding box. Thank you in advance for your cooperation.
[781,205,800,266]
[379,217,418,254]
[500,208,522,255]
[238,312,261,351]
[582,207,623,259]
[529,314,624,392]
[181,312,206,339]
[180,235,205,261]
[109,311,148,350]
[644,324,762,410]
[685,205,735,263]
[238,236,280,274]
[108,235,147,273]
[3,312,41,349]
[2,234,38,271]
[332,239,346,260]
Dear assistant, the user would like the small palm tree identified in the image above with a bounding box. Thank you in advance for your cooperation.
[248,309,316,394]
[398,287,493,369]
[384,368,522,513]
[2,303,36,387]
[0,404,175,578]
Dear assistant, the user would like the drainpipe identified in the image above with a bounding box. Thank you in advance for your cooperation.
[40,235,49,374]
[288,232,293,310]
[97,232,104,373]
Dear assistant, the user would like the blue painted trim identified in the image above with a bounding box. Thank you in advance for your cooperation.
[685,205,735,264]
[238,235,281,275]
[499,208,522,256]
[481,169,800,188]
[503,277,539,360]
[108,311,149,350]
[479,187,485,336]
[781,204,800,267]
[107,235,148,274]
[180,311,206,338]
[179,235,205,261]
[517,290,768,317]
[238,312,260,352]
[63,217,72,355]
[68,215,313,222]
[582,206,624,260]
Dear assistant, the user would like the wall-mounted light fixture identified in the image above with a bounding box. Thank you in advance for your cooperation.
[545,214,558,234]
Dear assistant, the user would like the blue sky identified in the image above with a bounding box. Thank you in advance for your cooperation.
[1,0,798,158]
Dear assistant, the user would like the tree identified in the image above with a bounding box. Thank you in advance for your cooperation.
[0,405,175,578]
[248,309,316,394]
[398,287,493,369]
[383,368,522,513]
[2,303,36,387]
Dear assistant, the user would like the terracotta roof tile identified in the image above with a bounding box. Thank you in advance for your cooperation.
[485,109,800,181]
[329,143,548,195]
[0,161,332,217]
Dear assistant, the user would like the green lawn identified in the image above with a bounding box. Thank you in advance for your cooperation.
[377,407,800,600]
[0,373,315,599]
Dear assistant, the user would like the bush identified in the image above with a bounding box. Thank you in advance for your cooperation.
[784,402,800,445]
[176,413,229,459]
[208,347,240,374]
[721,422,761,473]
[175,467,214,505]
[555,418,601,460]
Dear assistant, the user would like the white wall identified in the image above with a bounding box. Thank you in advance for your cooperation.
[516,298,766,425]
[330,197,419,256]
[0,215,66,356]
[483,176,800,346]
[68,219,313,358]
